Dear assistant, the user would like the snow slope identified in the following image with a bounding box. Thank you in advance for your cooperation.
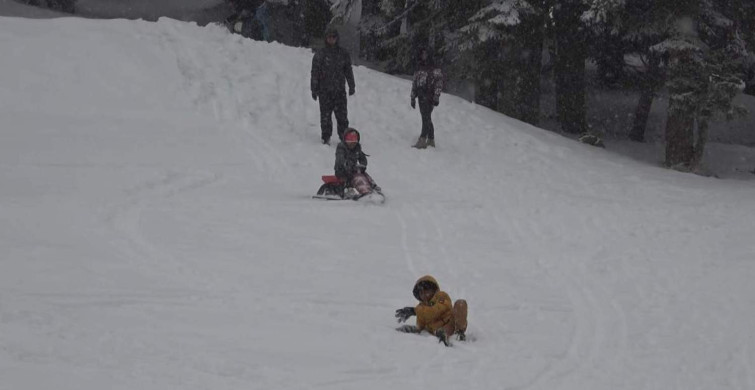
[1,15,755,390]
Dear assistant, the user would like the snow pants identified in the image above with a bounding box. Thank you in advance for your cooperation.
[319,90,349,141]
[438,299,468,336]
[418,97,435,140]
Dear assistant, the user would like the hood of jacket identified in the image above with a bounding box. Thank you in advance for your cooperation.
[324,27,340,46]
[343,127,360,143]
[413,275,440,301]
[417,47,435,68]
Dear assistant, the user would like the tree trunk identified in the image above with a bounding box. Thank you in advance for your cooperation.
[691,116,709,170]
[629,55,663,142]
[475,74,498,110]
[629,86,654,142]
[515,15,545,125]
[553,1,587,134]
[664,101,695,167]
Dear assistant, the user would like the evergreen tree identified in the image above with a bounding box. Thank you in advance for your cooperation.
[652,1,748,169]
[24,0,76,13]
[304,0,332,41]
[445,1,546,124]
[584,0,673,142]
[552,1,589,134]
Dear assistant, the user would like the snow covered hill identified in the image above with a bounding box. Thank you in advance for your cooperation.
[1,15,755,390]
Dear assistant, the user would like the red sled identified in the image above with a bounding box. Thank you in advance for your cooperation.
[313,173,384,203]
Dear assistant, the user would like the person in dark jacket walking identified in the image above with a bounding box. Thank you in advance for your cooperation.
[410,47,443,149]
[311,28,356,145]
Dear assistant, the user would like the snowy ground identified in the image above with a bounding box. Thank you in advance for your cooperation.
[2,12,755,390]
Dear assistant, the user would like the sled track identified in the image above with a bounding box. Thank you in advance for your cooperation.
[103,170,222,285]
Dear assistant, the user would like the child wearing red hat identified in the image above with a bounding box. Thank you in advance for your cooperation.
[334,128,367,182]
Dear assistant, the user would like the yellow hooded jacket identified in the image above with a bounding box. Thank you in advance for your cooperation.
[413,275,453,334]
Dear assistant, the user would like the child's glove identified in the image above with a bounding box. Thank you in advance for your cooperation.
[395,307,415,323]
[411,98,416,109]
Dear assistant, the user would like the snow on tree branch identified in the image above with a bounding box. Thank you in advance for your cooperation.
[469,0,527,26]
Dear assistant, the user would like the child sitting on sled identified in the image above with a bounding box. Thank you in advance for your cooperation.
[334,128,379,193]
[395,275,468,346]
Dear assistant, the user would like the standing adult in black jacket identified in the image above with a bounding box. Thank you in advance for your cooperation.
[410,47,443,149]
[311,28,356,145]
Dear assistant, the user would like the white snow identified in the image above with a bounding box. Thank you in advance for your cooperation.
[1,10,755,390]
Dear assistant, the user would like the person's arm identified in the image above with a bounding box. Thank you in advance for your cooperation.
[415,305,427,332]
[432,68,443,104]
[334,145,348,177]
[344,51,355,93]
[311,51,321,96]
[410,71,419,100]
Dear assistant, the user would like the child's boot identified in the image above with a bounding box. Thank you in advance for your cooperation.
[427,138,435,148]
[436,329,450,346]
[412,137,427,149]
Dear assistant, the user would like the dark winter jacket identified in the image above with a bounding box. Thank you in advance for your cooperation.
[412,275,453,334]
[334,142,367,180]
[411,66,443,103]
[311,32,355,95]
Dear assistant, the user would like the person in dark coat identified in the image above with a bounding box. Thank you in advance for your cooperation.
[410,47,443,149]
[311,28,356,144]
[224,0,266,40]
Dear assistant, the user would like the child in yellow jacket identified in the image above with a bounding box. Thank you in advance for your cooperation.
[395,275,468,346]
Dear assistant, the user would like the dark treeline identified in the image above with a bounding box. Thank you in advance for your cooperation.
[329,0,754,170]
[21,0,75,13]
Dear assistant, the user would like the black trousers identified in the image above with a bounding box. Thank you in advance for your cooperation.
[418,97,435,140]
[319,90,349,141]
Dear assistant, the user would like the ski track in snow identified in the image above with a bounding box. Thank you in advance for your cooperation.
[103,170,222,283]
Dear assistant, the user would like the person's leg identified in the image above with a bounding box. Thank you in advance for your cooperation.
[439,320,455,338]
[419,98,433,139]
[414,98,434,148]
[319,93,334,142]
[333,91,349,141]
[426,104,435,147]
[427,105,435,141]
[419,99,435,138]
[453,299,468,338]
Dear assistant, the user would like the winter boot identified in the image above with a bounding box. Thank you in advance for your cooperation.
[412,137,428,149]
[427,138,436,148]
[322,137,330,145]
[436,329,450,346]
[456,330,466,341]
